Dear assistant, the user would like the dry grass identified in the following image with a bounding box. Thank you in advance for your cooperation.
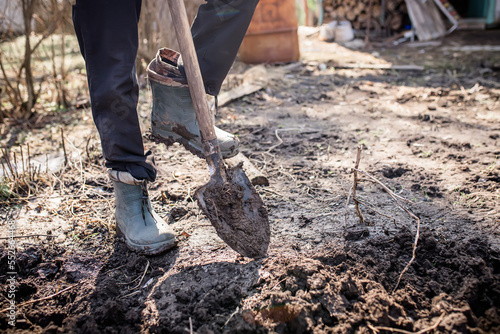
[1,145,46,202]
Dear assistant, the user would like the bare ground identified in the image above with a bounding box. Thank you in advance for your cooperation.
[1,29,500,333]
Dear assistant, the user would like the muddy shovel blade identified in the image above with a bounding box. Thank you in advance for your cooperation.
[196,161,270,258]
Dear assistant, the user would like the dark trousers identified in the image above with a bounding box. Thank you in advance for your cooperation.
[72,0,259,181]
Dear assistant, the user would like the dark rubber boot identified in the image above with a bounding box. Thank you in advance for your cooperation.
[147,48,239,159]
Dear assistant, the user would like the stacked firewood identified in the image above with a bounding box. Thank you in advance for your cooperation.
[322,0,408,32]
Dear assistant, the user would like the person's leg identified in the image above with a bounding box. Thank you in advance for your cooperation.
[72,0,155,181]
[72,0,175,255]
[192,0,260,96]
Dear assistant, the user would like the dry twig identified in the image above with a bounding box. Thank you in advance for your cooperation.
[261,188,308,209]
[264,128,321,155]
[265,129,284,154]
[356,198,397,227]
[353,146,365,224]
[102,264,127,275]
[61,128,68,167]
[0,234,56,240]
[119,290,141,299]
[131,260,150,290]
[353,168,412,204]
[0,283,80,313]
[367,312,445,334]
[222,306,240,329]
[393,213,421,293]
[344,185,353,231]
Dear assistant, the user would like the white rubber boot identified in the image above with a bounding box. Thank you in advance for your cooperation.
[109,170,176,255]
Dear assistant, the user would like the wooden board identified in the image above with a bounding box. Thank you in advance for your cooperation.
[335,63,424,71]
[405,0,446,41]
[225,153,269,186]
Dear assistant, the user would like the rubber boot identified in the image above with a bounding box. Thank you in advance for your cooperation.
[109,170,176,255]
[147,48,239,159]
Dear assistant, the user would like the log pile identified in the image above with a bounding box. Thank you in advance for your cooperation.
[322,0,408,32]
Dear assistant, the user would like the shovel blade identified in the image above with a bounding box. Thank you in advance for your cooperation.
[196,163,270,258]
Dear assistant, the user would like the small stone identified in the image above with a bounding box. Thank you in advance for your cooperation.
[55,234,66,243]
[344,227,369,241]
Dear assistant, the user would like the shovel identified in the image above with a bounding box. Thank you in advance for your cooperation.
[167,0,270,258]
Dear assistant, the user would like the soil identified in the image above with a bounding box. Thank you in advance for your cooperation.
[1,29,500,333]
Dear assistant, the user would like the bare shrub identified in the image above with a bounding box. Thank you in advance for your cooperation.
[0,0,71,121]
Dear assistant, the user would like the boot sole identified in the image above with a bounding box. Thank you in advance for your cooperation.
[116,225,177,256]
[147,131,238,159]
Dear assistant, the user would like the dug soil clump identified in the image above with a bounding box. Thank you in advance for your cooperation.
[197,164,270,258]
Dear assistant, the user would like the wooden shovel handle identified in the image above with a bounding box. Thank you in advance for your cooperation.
[167,0,216,144]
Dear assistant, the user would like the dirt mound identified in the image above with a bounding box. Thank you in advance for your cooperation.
[4,228,497,333]
[226,229,500,333]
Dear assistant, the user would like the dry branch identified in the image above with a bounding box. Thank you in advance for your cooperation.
[393,213,421,292]
[344,185,353,230]
[0,283,80,313]
[356,197,397,226]
[368,312,445,333]
[0,0,71,119]
[61,127,68,166]
[353,146,365,224]
[131,260,150,291]
[353,168,411,204]
[347,149,422,293]
[0,234,55,240]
